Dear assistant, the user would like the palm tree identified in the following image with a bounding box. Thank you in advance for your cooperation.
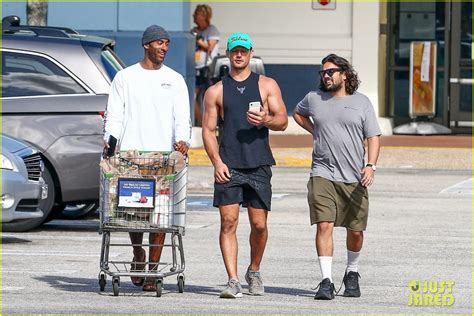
[27,0,48,26]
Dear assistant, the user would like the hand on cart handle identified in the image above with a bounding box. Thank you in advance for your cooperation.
[173,141,189,156]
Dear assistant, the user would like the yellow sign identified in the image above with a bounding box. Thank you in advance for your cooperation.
[408,279,455,306]
[409,41,437,118]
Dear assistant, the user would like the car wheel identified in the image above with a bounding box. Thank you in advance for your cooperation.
[2,167,55,232]
[55,202,99,219]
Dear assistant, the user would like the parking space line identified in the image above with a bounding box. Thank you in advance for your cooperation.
[3,270,78,275]
[2,250,119,257]
[439,178,472,194]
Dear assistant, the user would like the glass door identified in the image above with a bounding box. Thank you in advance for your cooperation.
[448,1,472,127]
[386,2,447,126]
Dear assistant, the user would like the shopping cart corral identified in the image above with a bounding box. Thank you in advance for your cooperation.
[98,151,187,297]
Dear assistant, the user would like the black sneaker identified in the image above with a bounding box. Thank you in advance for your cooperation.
[314,278,335,300]
[343,271,361,297]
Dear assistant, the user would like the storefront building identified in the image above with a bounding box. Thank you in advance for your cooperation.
[3,1,471,133]
[384,1,472,133]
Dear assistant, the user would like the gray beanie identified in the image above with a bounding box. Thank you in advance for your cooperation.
[142,25,170,45]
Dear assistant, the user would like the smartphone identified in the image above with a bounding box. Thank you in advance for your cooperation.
[107,135,117,157]
[248,101,262,113]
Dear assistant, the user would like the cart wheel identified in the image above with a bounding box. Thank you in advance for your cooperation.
[99,274,106,292]
[112,277,120,296]
[156,279,163,297]
[178,275,185,293]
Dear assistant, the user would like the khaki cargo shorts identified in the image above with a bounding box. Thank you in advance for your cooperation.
[307,176,369,231]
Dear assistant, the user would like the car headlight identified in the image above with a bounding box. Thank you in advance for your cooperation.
[1,194,15,209]
[1,154,15,170]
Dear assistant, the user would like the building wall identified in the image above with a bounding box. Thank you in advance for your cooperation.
[2,1,195,105]
[191,2,380,115]
[197,2,353,63]
[47,2,190,32]
[3,2,381,117]
[2,1,27,23]
[352,2,380,116]
[1,1,191,32]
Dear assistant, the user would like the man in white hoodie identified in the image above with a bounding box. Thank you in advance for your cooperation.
[103,25,191,291]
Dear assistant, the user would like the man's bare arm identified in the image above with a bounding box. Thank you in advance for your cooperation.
[201,83,231,183]
[293,111,314,135]
[247,76,288,131]
[366,136,380,166]
[360,136,380,187]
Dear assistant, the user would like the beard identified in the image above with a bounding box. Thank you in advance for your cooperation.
[324,79,344,92]
[148,48,166,65]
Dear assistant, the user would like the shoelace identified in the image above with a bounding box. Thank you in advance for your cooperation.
[335,271,361,295]
[228,279,241,289]
[229,279,238,285]
[311,280,333,292]
[335,279,344,295]
[249,272,262,286]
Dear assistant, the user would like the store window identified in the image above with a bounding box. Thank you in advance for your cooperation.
[387,2,446,122]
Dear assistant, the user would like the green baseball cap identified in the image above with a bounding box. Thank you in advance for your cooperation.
[227,32,253,50]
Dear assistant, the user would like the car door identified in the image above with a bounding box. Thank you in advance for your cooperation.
[1,49,107,202]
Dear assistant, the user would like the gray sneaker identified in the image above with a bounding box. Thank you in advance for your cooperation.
[245,267,264,295]
[220,279,243,298]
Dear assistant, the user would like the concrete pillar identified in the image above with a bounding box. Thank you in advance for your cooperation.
[352,1,380,116]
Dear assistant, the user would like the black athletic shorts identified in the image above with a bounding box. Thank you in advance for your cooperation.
[213,166,272,211]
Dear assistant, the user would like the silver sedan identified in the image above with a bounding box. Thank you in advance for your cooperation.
[1,134,48,231]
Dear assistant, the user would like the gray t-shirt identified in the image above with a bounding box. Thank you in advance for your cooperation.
[195,24,220,69]
[295,90,381,183]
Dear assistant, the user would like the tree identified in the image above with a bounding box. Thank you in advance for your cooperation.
[27,0,48,26]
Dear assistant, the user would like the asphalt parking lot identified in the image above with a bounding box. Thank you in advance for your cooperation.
[2,163,471,314]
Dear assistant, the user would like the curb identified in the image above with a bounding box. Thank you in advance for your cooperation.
[188,147,472,170]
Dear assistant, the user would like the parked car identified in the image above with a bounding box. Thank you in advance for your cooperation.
[1,16,126,226]
[1,134,49,232]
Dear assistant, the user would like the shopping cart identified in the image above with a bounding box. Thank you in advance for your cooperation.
[98,151,187,297]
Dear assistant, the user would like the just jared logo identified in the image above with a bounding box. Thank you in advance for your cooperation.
[408,279,455,306]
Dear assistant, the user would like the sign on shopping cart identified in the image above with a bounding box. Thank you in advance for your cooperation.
[117,178,155,208]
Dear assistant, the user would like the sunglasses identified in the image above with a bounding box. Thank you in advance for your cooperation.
[319,68,342,77]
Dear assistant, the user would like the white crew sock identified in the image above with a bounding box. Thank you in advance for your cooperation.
[318,256,332,282]
[346,250,361,273]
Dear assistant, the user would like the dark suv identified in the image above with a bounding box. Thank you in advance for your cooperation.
[1,17,125,231]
